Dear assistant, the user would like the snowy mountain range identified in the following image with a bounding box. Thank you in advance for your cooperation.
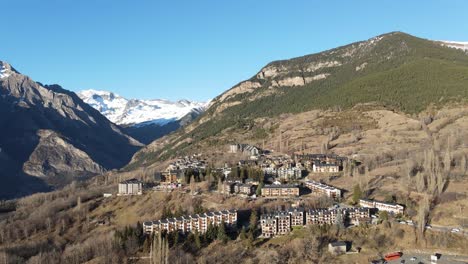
[439,40,468,51]
[77,90,209,127]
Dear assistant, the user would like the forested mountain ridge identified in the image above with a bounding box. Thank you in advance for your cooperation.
[129,32,468,167]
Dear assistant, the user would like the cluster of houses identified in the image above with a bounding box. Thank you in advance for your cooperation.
[230,143,347,181]
[260,207,371,238]
[165,155,207,172]
[296,154,345,173]
[143,210,238,235]
[359,199,405,215]
[229,143,261,159]
[220,179,343,200]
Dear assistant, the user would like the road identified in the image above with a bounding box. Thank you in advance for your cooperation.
[396,221,467,237]
[386,251,468,264]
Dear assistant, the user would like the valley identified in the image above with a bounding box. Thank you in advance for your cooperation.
[1,31,468,263]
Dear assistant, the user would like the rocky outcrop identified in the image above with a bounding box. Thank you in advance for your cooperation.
[0,61,143,198]
[219,81,262,102]
[23,130,104,178]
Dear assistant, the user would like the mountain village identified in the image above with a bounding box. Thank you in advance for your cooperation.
[113,143,419,262]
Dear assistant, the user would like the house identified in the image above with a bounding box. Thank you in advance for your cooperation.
[261,184,300,197]
[229,144,261,156]
[304,180,341,199]
[276,167,303,180]
[234,183,256,195]
[359,199,404,214]
[118,179,143,195]
[328,241,347,255]
[222,182,236,194]
[160,170,183,184]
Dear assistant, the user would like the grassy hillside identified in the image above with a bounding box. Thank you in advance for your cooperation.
[129,32,468,166]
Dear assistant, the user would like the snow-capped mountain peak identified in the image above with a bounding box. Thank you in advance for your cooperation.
[438,40,468,51]
[0,61,13,79]
[77,89,208,126]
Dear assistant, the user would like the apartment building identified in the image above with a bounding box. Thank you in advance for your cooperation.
[260,207,370,238]
[346,208,371,225]
[304,180,342,199]
[118,179,143,196]
[312,163,340,173]
[261,184,300,197]
[359,199,404,214]
[288,207,305,227]
[276,211,291,235]
[260,214,278,238]
[143,210,238,235]
[306,209,340,225]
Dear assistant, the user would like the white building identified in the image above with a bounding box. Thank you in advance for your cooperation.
[312,163,339,173]
[118,179,143,195]
[304,180,342,199]
[359,199,404,214]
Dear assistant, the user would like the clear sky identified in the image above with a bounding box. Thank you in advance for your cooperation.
[2,0,468,101]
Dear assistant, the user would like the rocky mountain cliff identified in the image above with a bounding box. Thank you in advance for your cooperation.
[0,61,143,198]
[129,32,468,167]
[77,90,208,143]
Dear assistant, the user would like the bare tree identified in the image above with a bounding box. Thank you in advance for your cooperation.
[417,195,430,239]
[460,155,467,174]
[190,175,196,195]
[415,171,425,193]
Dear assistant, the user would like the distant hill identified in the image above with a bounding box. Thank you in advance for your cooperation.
[78,90,208,143]
[129,32,468,167]
[0,61,143,199]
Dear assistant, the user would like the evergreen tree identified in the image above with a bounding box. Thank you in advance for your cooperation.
[352,184,363,205]
[247,229,255,248]
[239,227,247,240]
[194,231,202,250]
[206,223,217,242]
[256,182,264,196]
[249,210,258,232]
[217,222,229,243]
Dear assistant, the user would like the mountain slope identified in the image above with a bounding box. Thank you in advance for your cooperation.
[0,61,143,198]
[77,90,208,143]
[129,32,468,167]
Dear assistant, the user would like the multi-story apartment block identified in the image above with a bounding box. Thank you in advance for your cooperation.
[260,207,370,238]
[304,180,342,199]
[346,208,371,225]
[261,184,300,197]
[143,210,238,235]
[118,179,143,195]
[222,182,236,194]
[306,209,337,225]
[234,183,256,195]
[359,199,404,214]
[288,207,305,227]
[276,211,291,235]
[260,214,278,238]
[312,163,340,173]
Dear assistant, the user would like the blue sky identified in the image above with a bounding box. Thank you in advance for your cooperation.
[2,0,468,101]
